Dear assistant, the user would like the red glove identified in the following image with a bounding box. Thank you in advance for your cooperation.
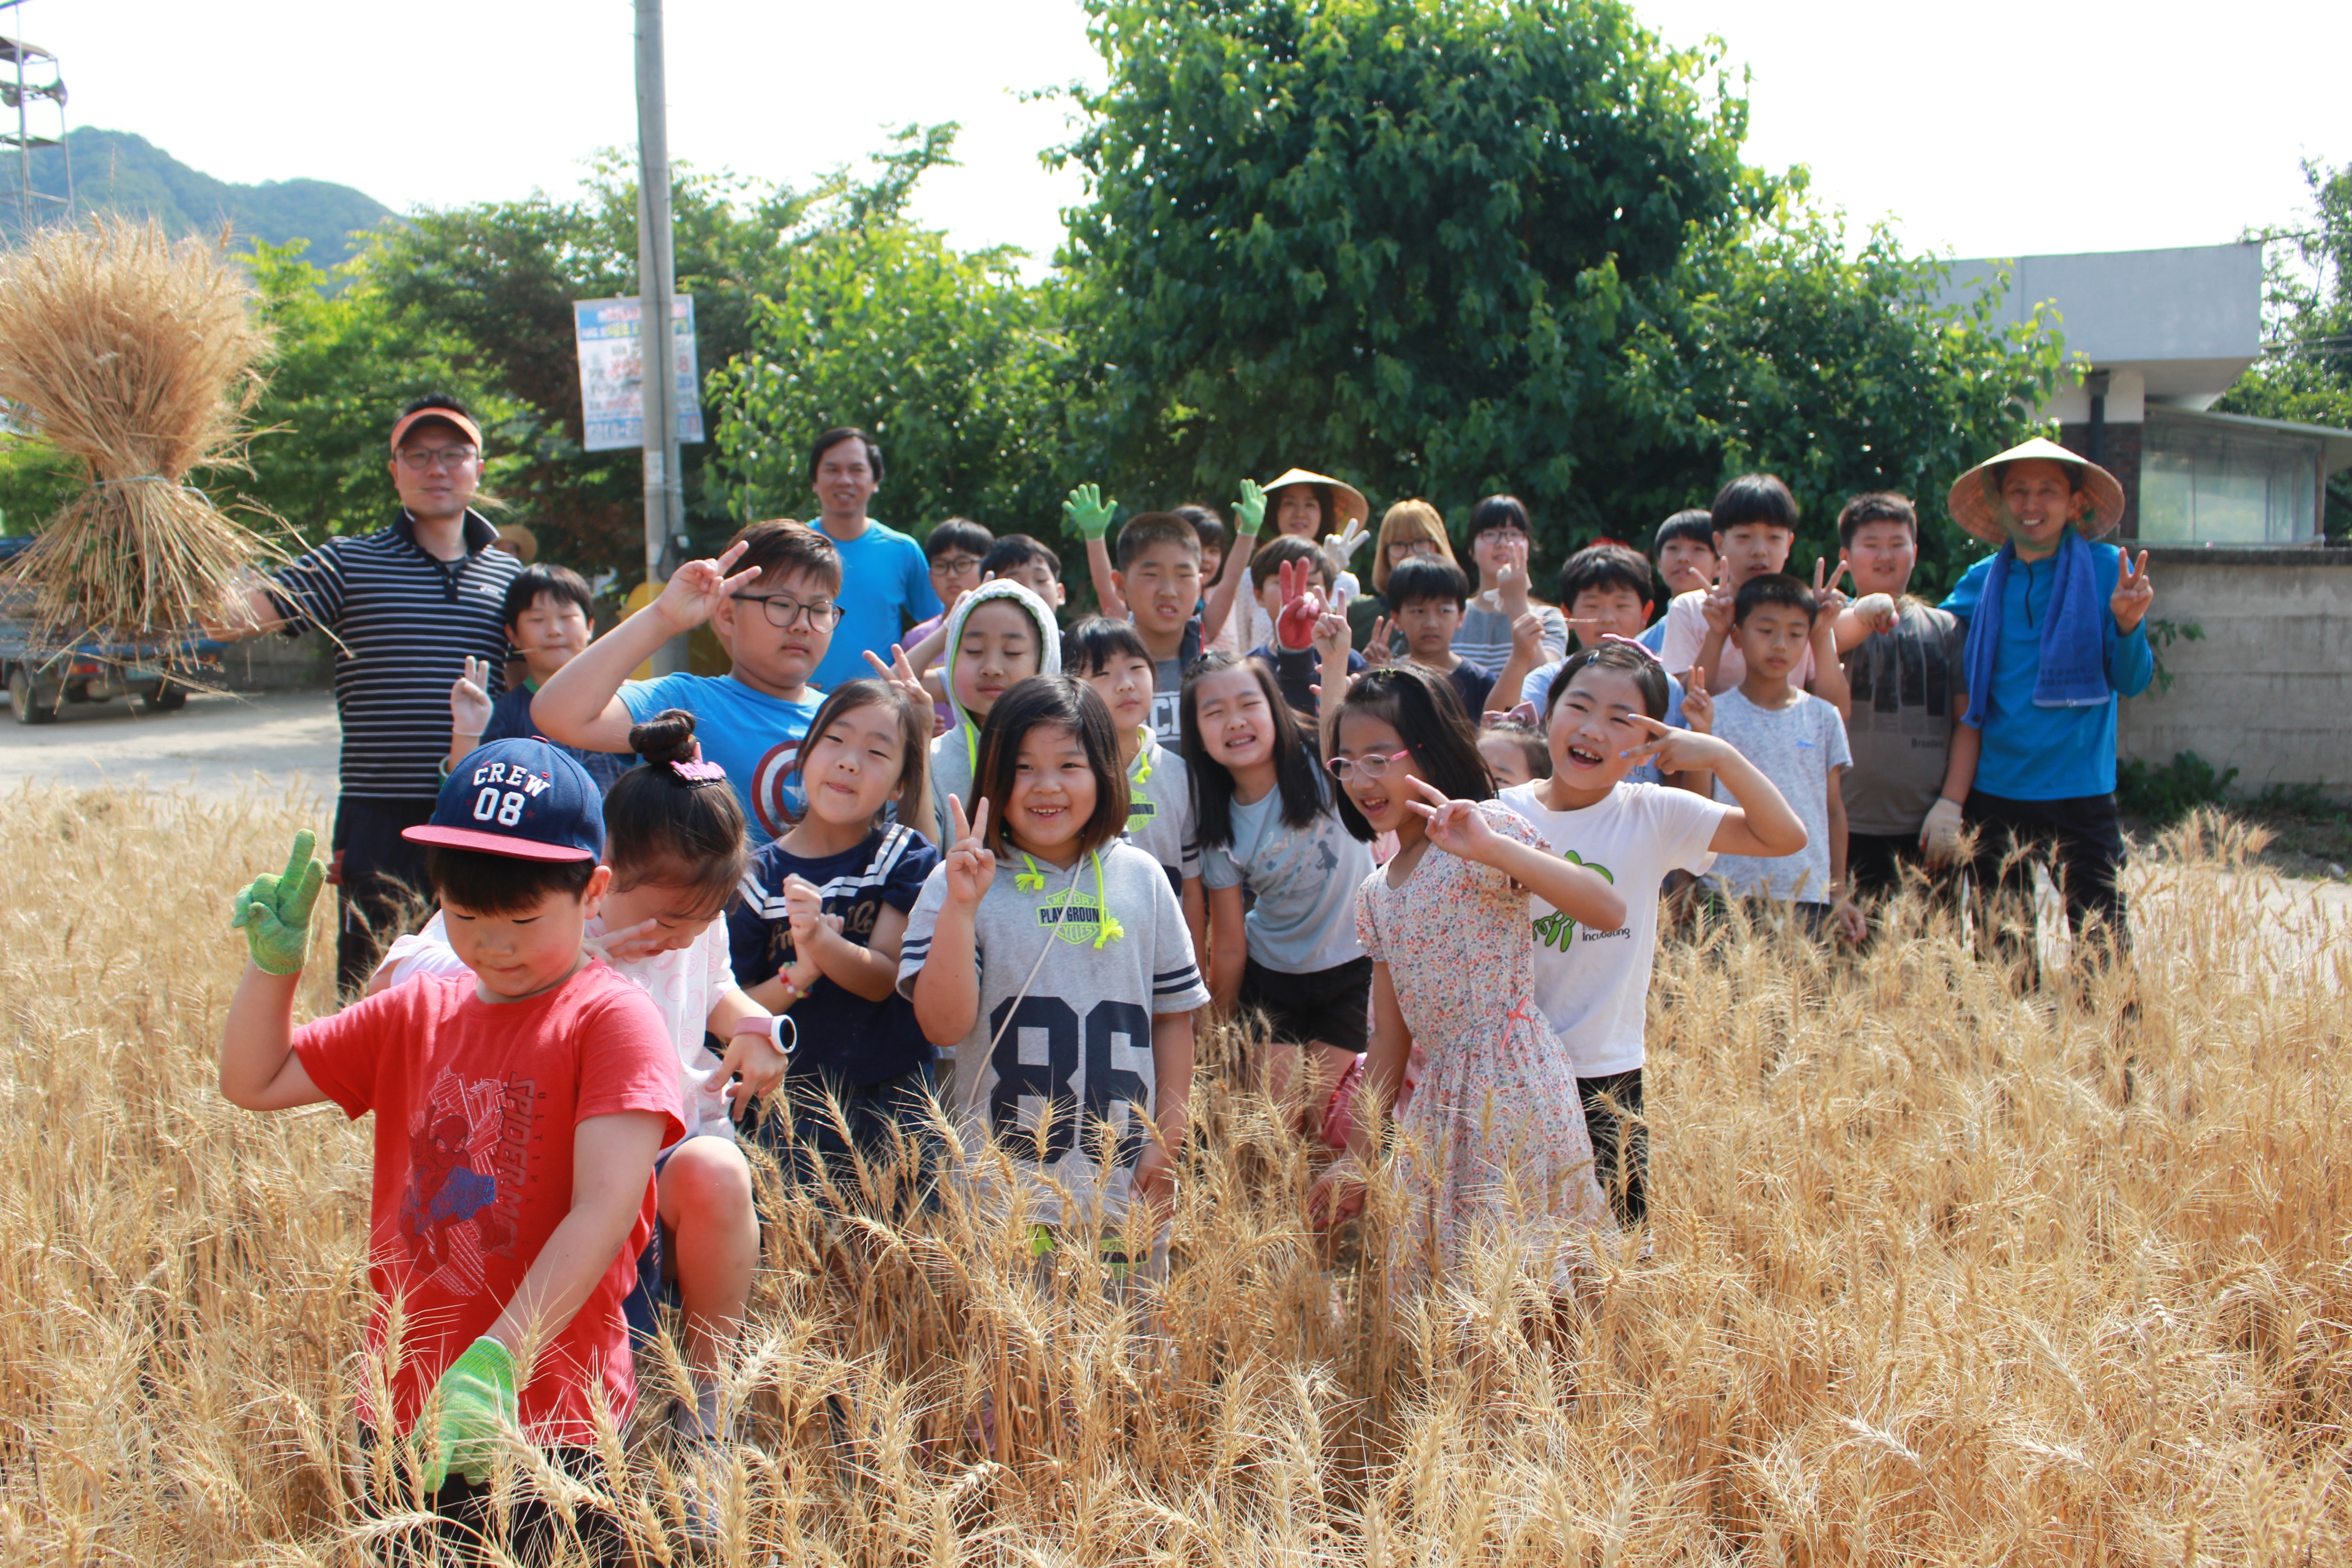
[1275,557,1325,651]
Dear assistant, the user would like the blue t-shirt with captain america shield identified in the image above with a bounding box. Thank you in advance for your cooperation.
[618,671,821,848]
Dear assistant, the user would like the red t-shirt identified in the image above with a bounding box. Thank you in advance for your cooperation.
[295,961,681,1444]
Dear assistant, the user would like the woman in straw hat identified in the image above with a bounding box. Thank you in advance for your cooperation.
[1935,436,2155,985]
[1225,468,1374,652]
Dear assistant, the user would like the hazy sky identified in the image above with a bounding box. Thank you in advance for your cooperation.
[15,0,2347,268]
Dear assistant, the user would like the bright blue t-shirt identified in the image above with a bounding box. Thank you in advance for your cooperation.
[1940,540,2153,802]
[810,520,940,691]
[1635,618,1669,655]
[618,671,822,847]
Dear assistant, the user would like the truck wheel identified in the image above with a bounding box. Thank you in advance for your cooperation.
[141,679,189,713]
[9,664,59,724]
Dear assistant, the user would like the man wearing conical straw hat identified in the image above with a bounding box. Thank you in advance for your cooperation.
[204,396,525,996]
[1934,436,2154,982]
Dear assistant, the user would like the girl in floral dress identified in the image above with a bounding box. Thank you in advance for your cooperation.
[1319,666,1627,1294]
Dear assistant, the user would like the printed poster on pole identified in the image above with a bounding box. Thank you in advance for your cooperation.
[572,295,704,452]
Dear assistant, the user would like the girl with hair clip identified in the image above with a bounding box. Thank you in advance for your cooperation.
[1183,651,1379,1127]
[371,709,786,1447]
[726,678,945,1208]
[1314,665,1627,1297]
[898,676,1209,1282]
[1501,640,1805,1226]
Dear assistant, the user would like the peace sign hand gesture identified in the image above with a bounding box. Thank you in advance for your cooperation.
[231,828,328,975]
[941,795,997,908]
[863,643,932,715]
[1321,516,1371,577]
[656,540,760,635]
[1619,712,1729,777]
[2111,549,2153,635]
[449,656,494,736]
[1362,614,1397,666]
[1405,776,1499,860]
[1275,557,1327,650]
[1700,558,1735,636]
[1812,557,1852,621]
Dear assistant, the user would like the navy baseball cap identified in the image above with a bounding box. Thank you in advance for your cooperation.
[404,738,605,862]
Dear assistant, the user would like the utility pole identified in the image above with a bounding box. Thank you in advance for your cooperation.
[635,0,687,674]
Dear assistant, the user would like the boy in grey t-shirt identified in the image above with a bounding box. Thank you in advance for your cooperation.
[1703,575,1858,940]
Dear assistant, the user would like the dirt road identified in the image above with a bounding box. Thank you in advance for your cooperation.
[0,689,340,798]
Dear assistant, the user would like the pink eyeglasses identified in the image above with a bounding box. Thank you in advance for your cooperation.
[1325,749,1411,783]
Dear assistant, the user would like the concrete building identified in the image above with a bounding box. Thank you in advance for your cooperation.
[1942,245,2352,796]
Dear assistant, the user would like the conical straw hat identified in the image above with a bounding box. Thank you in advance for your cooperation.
[1946,436,2125,545]
[1261,468,1370,532]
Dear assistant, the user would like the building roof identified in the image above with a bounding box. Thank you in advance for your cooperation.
[2151,405,2352,475]
[1937,243,2264,401]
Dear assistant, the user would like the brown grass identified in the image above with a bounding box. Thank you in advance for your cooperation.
[1,784,2348,1564]
[0,217,279,649]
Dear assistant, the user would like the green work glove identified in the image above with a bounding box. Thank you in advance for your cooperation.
[230,829,327,976]
[1234,478,1267,539]
[416,1336,519,1491]
[1063,483,1117,542]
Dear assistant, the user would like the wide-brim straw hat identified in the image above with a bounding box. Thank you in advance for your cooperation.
[1262,468,1370,532]
[1946,436,2125,546]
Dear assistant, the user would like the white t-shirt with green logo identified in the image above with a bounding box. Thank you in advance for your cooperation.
[1499,780,1728,1077]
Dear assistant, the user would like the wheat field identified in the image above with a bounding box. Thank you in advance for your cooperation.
[1,781,2347,1565]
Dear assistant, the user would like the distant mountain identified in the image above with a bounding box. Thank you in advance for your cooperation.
[5,128,395,267]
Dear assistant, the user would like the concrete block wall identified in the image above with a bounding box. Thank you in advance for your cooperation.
[2116,546,2352,795]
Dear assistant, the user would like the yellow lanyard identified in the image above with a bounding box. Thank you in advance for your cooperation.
[1015,849,1125,949]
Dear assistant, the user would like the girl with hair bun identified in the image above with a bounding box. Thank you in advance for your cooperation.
[372,708,786,1449]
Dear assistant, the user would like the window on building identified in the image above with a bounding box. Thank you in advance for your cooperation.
[2139,414,2321,545]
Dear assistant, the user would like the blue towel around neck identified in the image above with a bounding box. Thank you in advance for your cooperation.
[1960,529,2112,730]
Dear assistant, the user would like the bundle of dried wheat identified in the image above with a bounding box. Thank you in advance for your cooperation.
[0,216,279,649]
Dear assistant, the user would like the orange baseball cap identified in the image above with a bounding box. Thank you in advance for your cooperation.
[388,406,485,455]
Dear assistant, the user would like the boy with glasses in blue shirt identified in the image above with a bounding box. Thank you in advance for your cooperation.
[534,521,843,848]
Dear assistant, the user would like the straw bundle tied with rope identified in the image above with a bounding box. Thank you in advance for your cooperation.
[0,216,285,655]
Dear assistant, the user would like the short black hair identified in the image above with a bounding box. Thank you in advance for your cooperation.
[729,519,843,593]
[1116,511,1203,571]
[1385,555,1470,610]
[1557,544,1654,609]
[1653,508,1717,556]
[1464,494,1531,547]
[926,517,994,563]
[1733,572,1819,627]
[1248,533,1332,590]
[500,564,594,630]
[807,426,884,487]
[971,676,1129,858]
[1328,665,1492,843]
[398,392,475,424]
[982,533,1061,580]
[1836,492,1917,549]
[1542,642,1671,723]
[1479,719,1551,781]
[1175,504,1228,555]
[426,845,598,918]
[1711,474,1799,534]
[1062,615,1155,676]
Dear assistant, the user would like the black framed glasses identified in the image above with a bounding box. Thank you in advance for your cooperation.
[731,591,842,630]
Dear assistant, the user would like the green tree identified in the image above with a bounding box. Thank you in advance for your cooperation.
[1610,186,2063,595]
[0,441,82,538]
[1058,0,2059,593]
[704,165,1072,544]
[2217,157,2352,540]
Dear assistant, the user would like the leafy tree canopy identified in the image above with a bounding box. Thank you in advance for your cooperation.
[2217,157,2352,540]
[1058,0,2060,595]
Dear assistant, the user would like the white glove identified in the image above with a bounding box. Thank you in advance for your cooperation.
[1918,796,1966,864]
[1854,593,1898,634]
[1320,518,1370,581]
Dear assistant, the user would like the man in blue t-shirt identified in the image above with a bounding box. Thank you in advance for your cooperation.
[804,426,941,690]
[1935,437,2154,978]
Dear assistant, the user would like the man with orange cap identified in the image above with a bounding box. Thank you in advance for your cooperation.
[1937,436,2155,981]
[206,394,525,994]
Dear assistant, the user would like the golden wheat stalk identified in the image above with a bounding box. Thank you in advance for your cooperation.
[0,216,283,652]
